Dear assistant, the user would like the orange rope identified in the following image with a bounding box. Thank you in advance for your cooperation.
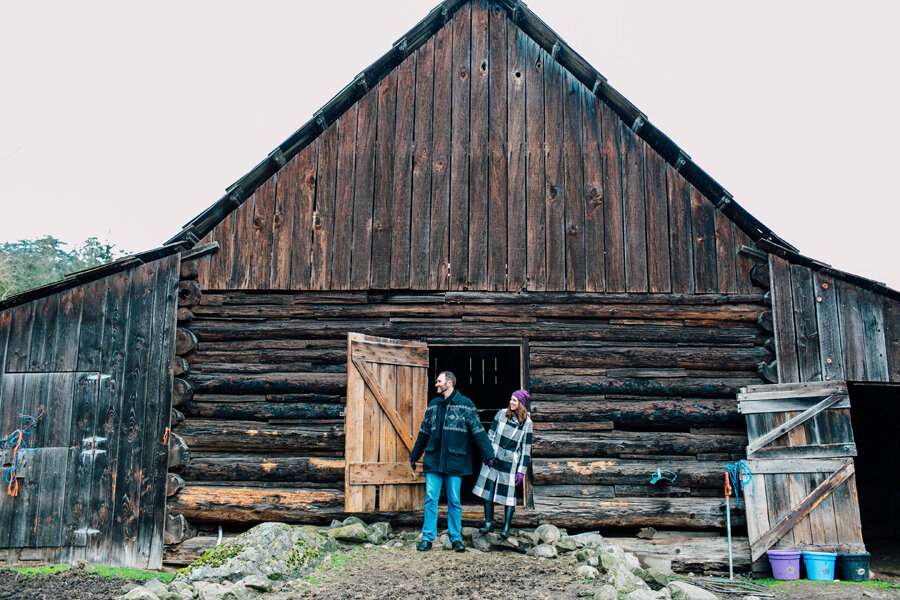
[162,427,170,445]
[4,406,44,497]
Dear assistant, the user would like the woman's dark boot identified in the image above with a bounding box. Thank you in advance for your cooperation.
[478,501,494,532]
[500,506,515,537]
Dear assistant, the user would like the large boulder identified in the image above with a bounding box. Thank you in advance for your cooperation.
[181,522,337,584]
[532,544,558,558]
[534,524,561,544]
[624,590,670,600]
[605,565,650,595]
[326,523,369,543]
[668,581,717,600]
[570,532,606,548]
[592,585,618,600]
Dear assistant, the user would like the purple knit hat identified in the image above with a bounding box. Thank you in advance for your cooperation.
[511,389,530,406]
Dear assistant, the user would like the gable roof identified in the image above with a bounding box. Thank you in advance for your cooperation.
[164,0,790,253]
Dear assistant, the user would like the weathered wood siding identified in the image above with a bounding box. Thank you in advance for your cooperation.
[769,255,899,384]
[194,0,756,295]
[169,287,771,528]
[0,254,179,568]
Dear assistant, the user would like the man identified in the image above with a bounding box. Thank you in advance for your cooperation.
[409,371,494,552]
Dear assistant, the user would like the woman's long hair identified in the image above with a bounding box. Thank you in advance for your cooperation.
[506,402,528,426]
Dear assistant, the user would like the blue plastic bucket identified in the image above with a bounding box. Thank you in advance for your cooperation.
[766,549,801,580]
[802,551,837,581]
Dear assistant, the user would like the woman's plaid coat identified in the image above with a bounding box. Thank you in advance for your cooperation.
[471,409,533,507]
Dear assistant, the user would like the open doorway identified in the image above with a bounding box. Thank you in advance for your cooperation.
[428,345,523,504]
[849,382,900,580]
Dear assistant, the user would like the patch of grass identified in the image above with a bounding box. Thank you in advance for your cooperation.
[305,547,369,585]
[10,564,70,576]
[755,577,900,590]
[9,563,173,582]
[92,566,175,582]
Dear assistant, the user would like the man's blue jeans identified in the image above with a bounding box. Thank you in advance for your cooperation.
[422,472,462,543]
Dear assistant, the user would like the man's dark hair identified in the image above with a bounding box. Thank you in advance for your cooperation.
[438,371,457,387]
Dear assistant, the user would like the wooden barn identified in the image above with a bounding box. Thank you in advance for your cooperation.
[1,0,898,572]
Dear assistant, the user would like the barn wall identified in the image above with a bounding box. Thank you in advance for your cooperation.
[193,0,757,295]
[0,254,180,568]
[769,255,899,384]
[169,284,771,529]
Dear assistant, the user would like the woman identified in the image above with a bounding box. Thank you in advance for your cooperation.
[472,389,533,537]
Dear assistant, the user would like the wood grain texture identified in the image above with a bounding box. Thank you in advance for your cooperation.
[331,106,359,290]
[667,171,694,294]
[582,90,605,292]
[371,68,398,290]
[428,26,452,290]
[350,92,377,290]
[690,187,717,293]
[506,22,527,291]
[770,255,799,383]
[563,72,586,291]
[390,55,416,289]
[310,123,338,290]
[290,143,318,290]
[621,128,648,293]
[467,0,490,289]
[602,101,625,292]
[714,210,737,293]
[487,3,508,291]
[449,3,471,290]
[248,178,276,288]
[525,42,547,291]
[543,55,566,291]
[270,156,297,289]
[644,149,670,293]
[410,40,434,290]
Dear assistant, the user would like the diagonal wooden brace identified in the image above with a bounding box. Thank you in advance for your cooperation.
[351,358,415,452]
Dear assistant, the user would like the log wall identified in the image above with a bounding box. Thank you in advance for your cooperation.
[769,255,900,384]
[169,281,771,530]
[0,254,180,568]
[192,0,759,295]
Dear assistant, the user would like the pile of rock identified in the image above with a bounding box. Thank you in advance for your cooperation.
[119,520,717,600]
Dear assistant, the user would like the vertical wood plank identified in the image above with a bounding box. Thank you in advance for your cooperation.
[62,371,99,550]
[377,363,399,509]
[449,3,471,290]
[108,263,158,566]
[0,309,10,379]
[331,106,360,290]
[667,170,693,294]
[394,364,414,509]
[770,255,800,383]
[831,474,864,544]
[195,232,212,291]
[858,288,889,381]
[602,104,625,292]
[371,69,398,289]
[582,91,605,292]
[525,42,547,291]
[411,361,427,508]
[52,286,84,372]
[644,149,671,293]
[836,281,867,381]
[813,272,845,382]
[790,264,823,382]
[34,446,72,547]
[467,0,489,289]
[0,374,26,548]
[487,3,508,291]
[429,26,452,290]
[270,155,297,289]
[714,209,737,293]
[4,300,34,372]
[310,124,339,290]
[506,22,527,291]
[786,473,813,544]
[621,128,648,292]
[351,92,378,290]
[690,188,718,293]
[543,56,566,291]
[248,178,276,288]
[291,144,318,289]
[28,295,59,372]
[345,336,366,511]
[390,55,416,289]
[882,296,900,382]
[139,255,179,568]
[563,72,586,292]
[228,195,255,289]
[76,279,106,373]
[208,211,234,290]
[766,473,795,547]
[360,375,380,511]
[410,40,435,290]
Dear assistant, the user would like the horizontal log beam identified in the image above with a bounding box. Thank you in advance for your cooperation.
[173,419,343,452]
[168,485,344,524]
[532,430,746,458]
[187,373,345,395]
[530,345,771,371]
[531,397,742,428]
[530,375,760,398]
[607,536,751,573]
[180,401,344,421]
[180,453,344,483]
[525,497,739,529]
[532,458,727,488]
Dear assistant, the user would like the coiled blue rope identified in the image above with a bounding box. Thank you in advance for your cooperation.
[723,460,752,508]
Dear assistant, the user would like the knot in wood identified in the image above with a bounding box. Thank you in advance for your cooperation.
[458,67,468,80]
[547,186,558,201]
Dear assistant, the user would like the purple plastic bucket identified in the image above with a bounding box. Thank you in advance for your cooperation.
[767,549,802,580]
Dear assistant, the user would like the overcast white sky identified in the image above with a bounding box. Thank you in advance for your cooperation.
[2,1,898,290]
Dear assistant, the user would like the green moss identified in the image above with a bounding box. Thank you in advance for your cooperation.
[756,577,900,590]
[287,542,321,570]
[189,541,246,569]
[9,563,173,582]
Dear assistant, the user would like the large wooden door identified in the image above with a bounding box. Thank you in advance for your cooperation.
[345,333,427,512]
[738,381,864,563]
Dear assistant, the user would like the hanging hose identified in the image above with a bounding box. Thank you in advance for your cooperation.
[3,407,45,496]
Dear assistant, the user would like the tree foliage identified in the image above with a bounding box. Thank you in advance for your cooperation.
[0,236,127,300]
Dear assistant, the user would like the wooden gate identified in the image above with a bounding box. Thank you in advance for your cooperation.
[345,333,427,512]
[738,381,864,563]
